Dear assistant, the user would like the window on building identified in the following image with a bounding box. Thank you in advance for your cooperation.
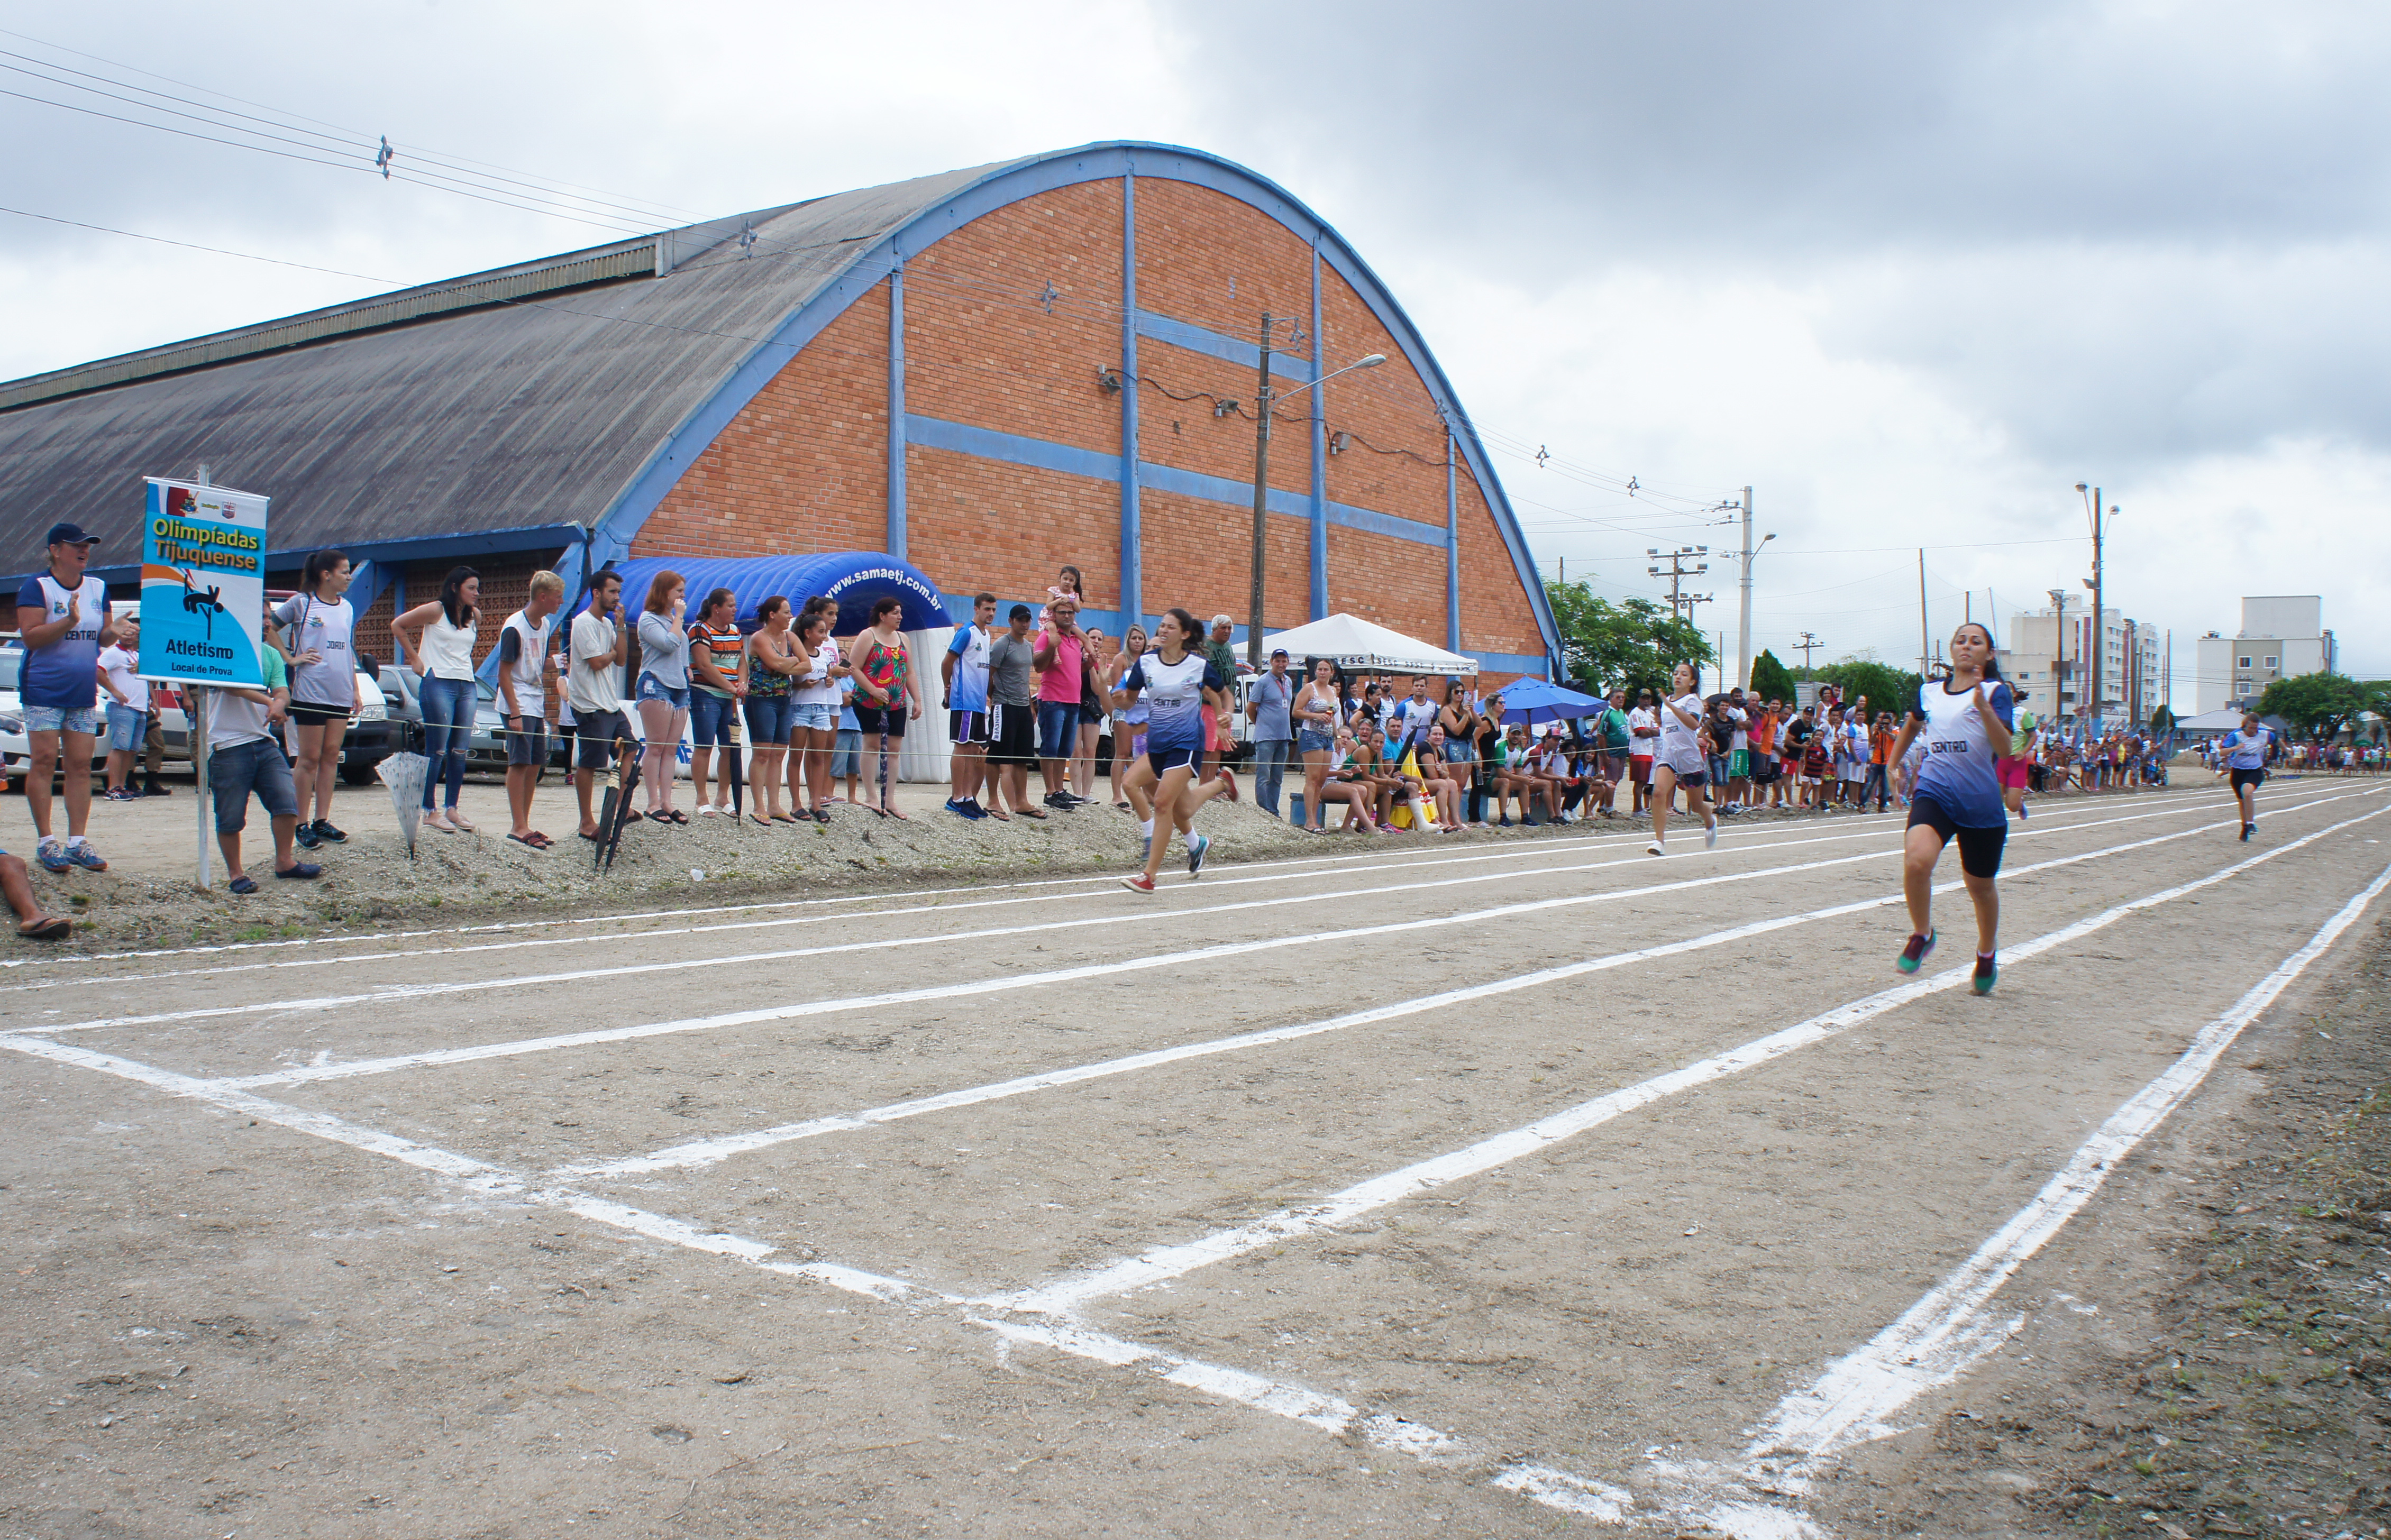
[2264,656,2278,670]
[2238,656,2252,669]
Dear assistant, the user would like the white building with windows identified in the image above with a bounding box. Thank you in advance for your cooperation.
[2193,596,2334,716]
[2001,606,2163,728]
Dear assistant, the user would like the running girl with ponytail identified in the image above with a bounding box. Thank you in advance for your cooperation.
[1117,607,1235,893]
[1888,620,2014,994]
[1646,661,1719,856]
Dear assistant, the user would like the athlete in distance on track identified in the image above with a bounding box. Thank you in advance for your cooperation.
[1888,621,2014,995]
[1117,607,1236,894]
[1646,661,1720,857]
[2219,711,2273,842]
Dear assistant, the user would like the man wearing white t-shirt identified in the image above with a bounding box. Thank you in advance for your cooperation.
[96,617,150,801]
[943,592,996,819]
[568,571,632,842]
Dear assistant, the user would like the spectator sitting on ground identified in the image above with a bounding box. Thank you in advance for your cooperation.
[0,848,68,940]
[1419,726,1465,829]
[1317,727,1383,833]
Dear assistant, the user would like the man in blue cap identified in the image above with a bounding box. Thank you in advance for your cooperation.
[13,522,117,873]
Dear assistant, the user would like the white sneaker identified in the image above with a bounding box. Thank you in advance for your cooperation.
[1647,840,1667,856]
[1704,823,1719,850]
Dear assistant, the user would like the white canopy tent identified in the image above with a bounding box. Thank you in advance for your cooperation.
[1260,613,1484,676]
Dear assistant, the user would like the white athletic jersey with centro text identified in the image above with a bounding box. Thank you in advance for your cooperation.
[1910,678,2015,827]
[1657,693,1706,772]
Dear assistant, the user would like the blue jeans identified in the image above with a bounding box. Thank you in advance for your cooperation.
[1036,700,1078,762]
[418,673,478,809]
[1250,737,1292,817]
[689,689,733,748]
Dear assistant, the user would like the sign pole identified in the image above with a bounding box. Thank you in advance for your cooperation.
[191,686,210,890]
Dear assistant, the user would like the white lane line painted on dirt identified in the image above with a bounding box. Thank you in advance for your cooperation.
[194,793,2352,1091]
[0,817,1881,1000]
[1746,855,2391,1463]
[24,821,1950,1035]
[0,786,2232,982]
[561,802,2306,1180]
[0,1031,1627,1526]
[1644,855,2391,1540]
[48,789,2334,1055]
[0,801,2037,999]
[992,804,2391,1318]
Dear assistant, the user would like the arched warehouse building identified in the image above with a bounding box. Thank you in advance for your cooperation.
[0,142,1560,679]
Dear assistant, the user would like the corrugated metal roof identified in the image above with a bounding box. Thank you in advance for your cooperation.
[0,157,1018,575]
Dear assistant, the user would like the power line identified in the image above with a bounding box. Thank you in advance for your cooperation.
[0,204,401,283]
[0,25,698,225]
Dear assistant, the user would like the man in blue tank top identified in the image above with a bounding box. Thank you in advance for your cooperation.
[13,522,118,873]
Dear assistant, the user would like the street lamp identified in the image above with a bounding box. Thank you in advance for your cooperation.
[2048,586,2069,732]
[1246,331,1385,670]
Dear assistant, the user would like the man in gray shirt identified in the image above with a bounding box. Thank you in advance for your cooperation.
[983,603,1041,821]
[1245,646,1297,818]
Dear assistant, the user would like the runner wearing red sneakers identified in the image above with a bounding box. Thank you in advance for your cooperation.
[1887,622,2014,994]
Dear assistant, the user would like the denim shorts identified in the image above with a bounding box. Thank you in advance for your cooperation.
[742,693,795,746]
[636,674,690,710]
[831,728,863,778]
[688,689,734,748]
[24,704,99,736]
[1036,700,1079,760]
[791,701,837,734]
[1298,725,1335,754]
[106,703,148,752]
[209,736,298,833]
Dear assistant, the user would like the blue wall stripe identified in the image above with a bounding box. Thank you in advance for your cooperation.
[903,413,1448,551]
[1472,651,1552,676]
[1134,309,1315,382]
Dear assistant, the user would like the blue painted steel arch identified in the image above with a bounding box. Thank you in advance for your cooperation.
[590,142,1559,669]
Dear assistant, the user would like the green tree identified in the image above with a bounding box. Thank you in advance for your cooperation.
[2257,671,2367,741]
[2148,703,2176,737]
[1543,581,1713,701]
[1814,656,1925,722]
[1749,648,1796,703]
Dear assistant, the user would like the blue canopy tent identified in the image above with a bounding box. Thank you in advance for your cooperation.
[608,551,948,635]
[1493,679,1603,726]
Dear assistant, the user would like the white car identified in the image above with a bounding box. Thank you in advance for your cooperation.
[0,641,111,793]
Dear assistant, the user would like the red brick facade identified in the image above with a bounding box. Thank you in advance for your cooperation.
[626,174,1547,672]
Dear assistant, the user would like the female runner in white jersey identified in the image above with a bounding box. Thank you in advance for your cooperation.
[1887,621,2014,994]
[1647,661,1719,856]
[1117,608,1236,893]
[2218,711,2273,841]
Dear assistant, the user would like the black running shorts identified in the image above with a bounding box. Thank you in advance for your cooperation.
[1908,791,2007,880]
[2230,767,2266,795]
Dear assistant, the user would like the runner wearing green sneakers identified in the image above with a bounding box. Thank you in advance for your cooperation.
[1887,622,2014,994]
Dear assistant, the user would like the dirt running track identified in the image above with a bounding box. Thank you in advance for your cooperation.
[3,781,2386,1538]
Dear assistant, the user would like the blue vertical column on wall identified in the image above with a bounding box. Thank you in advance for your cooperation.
[887,262,908,561]
[1119,170,1142,629]
[1308,242,1329,620]
[1446,426,1461,653]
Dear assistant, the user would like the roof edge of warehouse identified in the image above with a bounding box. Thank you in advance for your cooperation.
[0,203,819,415]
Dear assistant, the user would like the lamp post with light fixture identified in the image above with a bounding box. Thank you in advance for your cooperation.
[2075,483,2116,735]
[1245,319,1384,670]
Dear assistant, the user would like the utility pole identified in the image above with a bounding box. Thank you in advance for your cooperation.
[2077,483,2110,736]
[2048,586,2069,733]
[1245,314,1274,672]
[1647,545,1709,621]
[1682,590,1715,633]
[1733,486,1769,691]
[1918,548,1930,679]
[1795,631,1821,674]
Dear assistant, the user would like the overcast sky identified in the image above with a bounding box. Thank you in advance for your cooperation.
[4,0,2383,695]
